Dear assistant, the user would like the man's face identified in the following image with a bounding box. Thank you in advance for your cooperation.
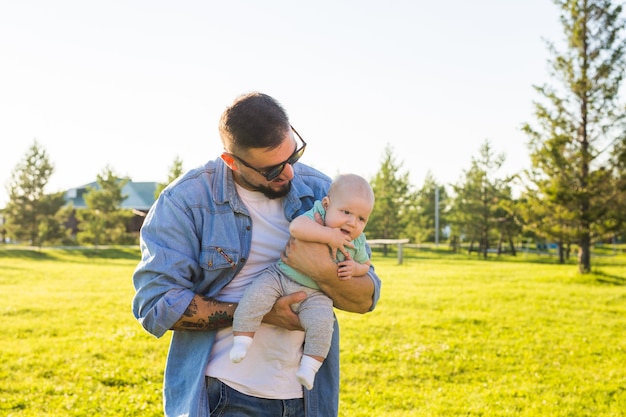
[229,130,299,199]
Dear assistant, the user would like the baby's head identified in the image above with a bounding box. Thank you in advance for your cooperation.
[322,174,375,240]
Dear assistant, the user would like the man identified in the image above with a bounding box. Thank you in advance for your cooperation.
[132,92,381,417]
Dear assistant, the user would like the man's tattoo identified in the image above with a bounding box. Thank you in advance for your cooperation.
[178,296,234,330]
[179,320,207,329]
[208,311,233,329]
[182,298,198,317]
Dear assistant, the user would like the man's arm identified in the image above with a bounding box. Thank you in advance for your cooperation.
[170,295,235,331]
[170,292,306,331]
[281,238,375,313]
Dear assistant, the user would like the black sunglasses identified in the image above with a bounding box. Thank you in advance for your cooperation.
[230,126,307,181]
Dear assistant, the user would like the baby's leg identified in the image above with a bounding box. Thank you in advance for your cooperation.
[230,269,284,363]
[293,290,335,389]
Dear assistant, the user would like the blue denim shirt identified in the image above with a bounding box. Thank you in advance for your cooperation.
[132,158,382,417]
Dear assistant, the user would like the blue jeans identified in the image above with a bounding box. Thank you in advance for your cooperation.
[206,377,305,417]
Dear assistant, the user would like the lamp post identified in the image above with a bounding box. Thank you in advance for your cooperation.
[435,186,439,246]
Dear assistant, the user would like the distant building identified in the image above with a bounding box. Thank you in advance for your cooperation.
[64,181,158,234]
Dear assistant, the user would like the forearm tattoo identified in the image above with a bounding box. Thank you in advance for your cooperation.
[178,296,234,331]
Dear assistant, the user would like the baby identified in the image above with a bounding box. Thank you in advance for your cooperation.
[230,173,375,390]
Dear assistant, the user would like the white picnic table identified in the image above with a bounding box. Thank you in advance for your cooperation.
[367,238,410,264]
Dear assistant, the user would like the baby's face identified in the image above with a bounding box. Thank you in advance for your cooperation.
[322,193,373,240]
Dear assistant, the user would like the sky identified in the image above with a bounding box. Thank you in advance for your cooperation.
[0,0,566,207]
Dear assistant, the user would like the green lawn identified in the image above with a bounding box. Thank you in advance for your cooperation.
[1,246,625,416]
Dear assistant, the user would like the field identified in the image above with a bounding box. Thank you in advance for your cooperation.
[0,245,625,416]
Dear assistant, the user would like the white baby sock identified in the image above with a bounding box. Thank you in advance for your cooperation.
[296,355,323,390]
[230,335,253,363]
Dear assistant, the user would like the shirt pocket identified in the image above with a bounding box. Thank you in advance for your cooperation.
[199,246,240,271]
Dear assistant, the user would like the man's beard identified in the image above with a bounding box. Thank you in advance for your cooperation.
[235,172,292,199]
[261,182,292,199]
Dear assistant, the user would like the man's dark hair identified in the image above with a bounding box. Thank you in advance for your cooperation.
[219,92,291,153]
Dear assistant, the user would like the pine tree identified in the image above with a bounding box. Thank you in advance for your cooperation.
[3,140,65,246]
[407,172,448,244]
[367,145,414,243]
[449,140,510,258]
[523,0,626,273]
[76,166,133,246]
[155,155,184,198]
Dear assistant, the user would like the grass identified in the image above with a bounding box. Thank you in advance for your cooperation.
[0,245,625,416]
[0,247,170,416]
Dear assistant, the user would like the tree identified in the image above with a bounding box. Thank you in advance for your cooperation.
[523,0,626,273]
[516,166,579,262]
[606,111,626,240]
[406,172,449,244]
[492,185,520,256]
[367,145,415,243]
[3,140,66,246]
[611,145,626,239]
[36,192,73,247]
[155,155,184,198]
[76,166,134,246]
[449,140,513,258]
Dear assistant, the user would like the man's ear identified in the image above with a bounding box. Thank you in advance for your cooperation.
[220,152,238,170]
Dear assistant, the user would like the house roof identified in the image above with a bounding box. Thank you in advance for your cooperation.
[64,181,158,211]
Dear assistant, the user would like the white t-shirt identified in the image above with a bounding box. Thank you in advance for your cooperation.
[205,184,305,399]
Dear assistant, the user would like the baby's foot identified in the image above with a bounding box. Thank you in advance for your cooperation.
[296,368,315,390]
[296,355,323,390]
[230,345,247,363]
[230,335,253,363]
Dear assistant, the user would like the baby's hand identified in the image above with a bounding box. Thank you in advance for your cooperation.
[327,228,354,259]
[337,256,356,280]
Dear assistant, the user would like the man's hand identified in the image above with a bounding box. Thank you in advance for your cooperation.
[262,291,306,331]
[282,238,374,313]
